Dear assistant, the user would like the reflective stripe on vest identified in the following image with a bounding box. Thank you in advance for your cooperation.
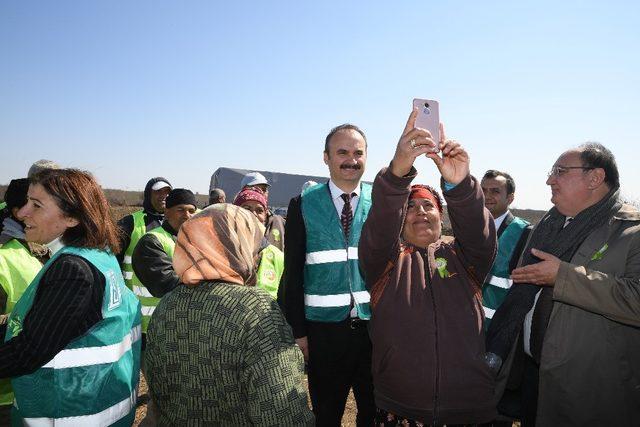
[18,388,137,427]
[305,247,359,264]
[135,225,175,333]
[483,306,496,319]
[122,210,146,289]
[301,183,372,322]
[0,239,42,406]
[42,325,141,369]
[304,290,370,307]
[482,216,529,329]
[6,246,141,424]
[485,275,513,289]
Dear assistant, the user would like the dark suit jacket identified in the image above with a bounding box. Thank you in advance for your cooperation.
[278,193,309,339]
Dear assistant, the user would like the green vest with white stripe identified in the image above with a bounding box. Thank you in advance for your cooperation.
[301,182,372,322]
[5,246,141,426]
[482,216,529,329]
[121,210,147,290]
[0,239,42,407]
[135,225,175,333]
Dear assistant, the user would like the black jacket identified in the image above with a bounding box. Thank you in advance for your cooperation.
[131,221,179,298]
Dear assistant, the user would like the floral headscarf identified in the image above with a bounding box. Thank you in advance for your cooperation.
[173,203,266,286]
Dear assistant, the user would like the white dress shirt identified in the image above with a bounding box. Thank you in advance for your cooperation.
[328,179,360,217]
[493,210,510,232]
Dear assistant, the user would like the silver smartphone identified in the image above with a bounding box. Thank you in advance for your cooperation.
[413,98,440,151]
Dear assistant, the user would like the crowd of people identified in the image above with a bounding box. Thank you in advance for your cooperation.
[0,108,638,426]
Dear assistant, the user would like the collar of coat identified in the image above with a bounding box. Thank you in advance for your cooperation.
[613,204,640,221]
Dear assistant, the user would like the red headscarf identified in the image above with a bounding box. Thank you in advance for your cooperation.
[409,184,444,214]
[233,188,268,210]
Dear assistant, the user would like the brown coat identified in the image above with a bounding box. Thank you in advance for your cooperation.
[536,203,640,426]
[359,167,497,425]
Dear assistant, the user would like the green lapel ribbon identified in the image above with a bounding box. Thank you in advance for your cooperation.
[435,257,450,278]
[591,243,608,261]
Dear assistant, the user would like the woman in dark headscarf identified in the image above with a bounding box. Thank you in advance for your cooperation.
[145,203,313,426]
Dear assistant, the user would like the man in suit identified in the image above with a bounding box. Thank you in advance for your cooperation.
[279,124,375,426]
[487,143,640,426]
[481,170,532,328]
[480,170,532,425]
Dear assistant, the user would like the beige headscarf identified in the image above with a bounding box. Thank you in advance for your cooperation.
[173,203,266,286]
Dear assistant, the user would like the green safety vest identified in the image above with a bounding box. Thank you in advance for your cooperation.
[134,225,175,333]
[301,182,372,322]
[5,246,141,426]
[482,216,529,329]
[121,210,147,290]
[256,244,284,299]
[0,239,42,406]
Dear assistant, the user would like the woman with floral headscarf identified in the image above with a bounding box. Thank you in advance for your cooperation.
[144,204,313,426]
[359,110,497,426]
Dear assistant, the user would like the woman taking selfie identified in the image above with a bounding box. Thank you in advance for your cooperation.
[0,168,141,426]
[360,110,497,426]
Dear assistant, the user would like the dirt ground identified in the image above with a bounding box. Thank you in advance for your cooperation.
[133,375,357,426]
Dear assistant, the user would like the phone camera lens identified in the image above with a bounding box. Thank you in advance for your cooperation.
[423,102,429,108]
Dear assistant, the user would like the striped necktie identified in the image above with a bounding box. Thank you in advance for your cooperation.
[340,193,355,238]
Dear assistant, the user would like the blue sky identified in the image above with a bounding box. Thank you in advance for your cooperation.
[2,1,638,209]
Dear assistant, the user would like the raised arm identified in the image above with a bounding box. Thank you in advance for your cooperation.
[359,167,414,289]
[445,175,497,284]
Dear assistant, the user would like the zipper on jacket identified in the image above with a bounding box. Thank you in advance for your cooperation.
[424,250,440,425]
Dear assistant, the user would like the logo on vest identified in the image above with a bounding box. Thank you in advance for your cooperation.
[8,315,22,337]
[107,270,122,310]
[261,268,276,283]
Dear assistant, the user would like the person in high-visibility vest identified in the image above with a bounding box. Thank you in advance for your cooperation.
[131,188,197,426]
[480,170,532,329]
[239,171,286,251]
[0,178,43,424]
[279,124,375,425]
[233,187,284,299]
[0,168,140,426]
[479,170,532,424]
[0,160,60,240]
[116,177,172,290]
[132,188,197,332]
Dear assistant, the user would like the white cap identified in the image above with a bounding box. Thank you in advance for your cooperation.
[301,180,318,193]
[240,172,270,188]
[151,180,172,191]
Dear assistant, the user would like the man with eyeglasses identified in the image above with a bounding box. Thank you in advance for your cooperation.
[485,143,640,426]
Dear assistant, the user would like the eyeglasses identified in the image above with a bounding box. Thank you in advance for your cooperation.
[547,165,593,178]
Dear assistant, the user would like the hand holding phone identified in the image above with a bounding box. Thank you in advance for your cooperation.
[412,98,440,152]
